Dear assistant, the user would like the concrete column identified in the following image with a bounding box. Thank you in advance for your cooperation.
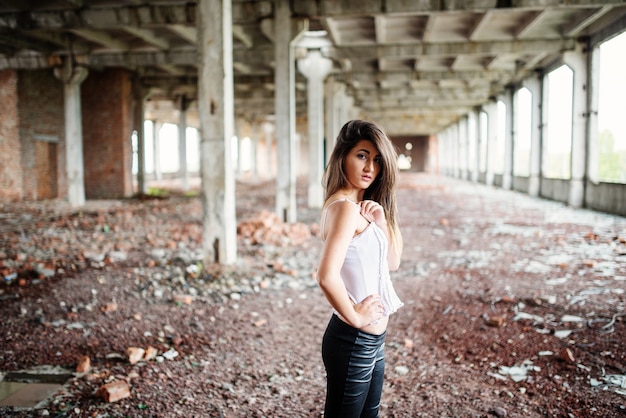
[197,0,237,265]
[467,112,477,182]
[526,75,542,197]
[251,135,259,178]
[502,88,514,190]
[324,77,341,166]
[459,115,469,180]
[274,0,299,222]
[333,84,346,141]
[564,41,589,208]
[445,128,453,176]
[153,120,163,181]
[343,94,356,122]
[443,127,450,177]
[133,82,148,195]
[262,121,274,179]
[447,127,454,177]
[234,121,242,177]
[298,49,333,208]
[457,116,468,180]
[473,107,482,183]
[439,129,448,176]
[587,42,601,184]
[485,101,497,187]
[54,57,88,207]
[177,95,190,192]
[449,123,457,178]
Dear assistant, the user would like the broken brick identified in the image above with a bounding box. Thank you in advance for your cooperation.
[76,355,91,373]
[127,347,146,365]
[172,294,193,305]
[96,380,131,403]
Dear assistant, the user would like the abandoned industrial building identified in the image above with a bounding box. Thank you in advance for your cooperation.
[1,1,625,417]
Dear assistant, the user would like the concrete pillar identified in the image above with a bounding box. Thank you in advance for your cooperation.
[333,84,346,143]
[453,122,460,179]
[251,135,259,178]
[485,101,497,187]
[298,49,333,208]
[153,120,163,181]
[133,82,148,195]
[461,116,469,180]
[526,75,542,197]
[54,57,88,207]
[564,41,589,208]
[473,107,482,183]
[502,88,514,190]
[343,94,356,123]
[234,121,243,177]
[324,77,341,166]
[467,112,477,182]
[274,0,299,222]
[587,42,601,184]
[262,121,274,179]
[177,95,190,192]
[197,0,237,265]
[439,129,448,176]
[443,127,450,177]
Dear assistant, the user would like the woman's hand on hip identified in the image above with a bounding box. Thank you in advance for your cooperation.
[354,294,384,327]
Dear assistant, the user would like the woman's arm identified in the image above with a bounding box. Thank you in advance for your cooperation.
[317,201,384,328]
[387,223,403,271]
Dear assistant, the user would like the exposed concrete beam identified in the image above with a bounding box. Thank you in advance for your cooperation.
[167,24,197,44]
[467,12,490,41]
[232,25,253,48]
[0,32,57,53]
[328,39,576,60]
[374,15,386,44]
[123,27,169,50]
[344,69,516,84]
[156,64,186,76]
[295,0,626,16]
[358,97,486,109]
[514,10,546,39]
[564,5,615,36]
[25,30,91,52]
[71,29,129,50]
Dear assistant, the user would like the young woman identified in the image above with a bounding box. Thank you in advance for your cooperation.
[317,119,404,417]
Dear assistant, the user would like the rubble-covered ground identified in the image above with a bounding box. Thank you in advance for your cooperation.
[1,173,625,418]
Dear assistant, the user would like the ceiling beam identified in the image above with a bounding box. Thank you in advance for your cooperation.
[327,39,576,60]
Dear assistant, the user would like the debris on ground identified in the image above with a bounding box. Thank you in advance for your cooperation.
[1,174,624,417]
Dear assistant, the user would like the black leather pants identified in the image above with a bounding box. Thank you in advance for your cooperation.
[322,314,386,418]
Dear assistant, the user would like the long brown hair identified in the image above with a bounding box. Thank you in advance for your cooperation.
[323,119,400,234]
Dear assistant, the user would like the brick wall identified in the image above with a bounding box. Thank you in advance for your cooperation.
[0,70,23,201]
[81,68,134,199]
[17,70,65,200]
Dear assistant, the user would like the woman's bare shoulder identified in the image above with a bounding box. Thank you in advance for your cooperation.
[321,197,360,240]
[323,196,359,212]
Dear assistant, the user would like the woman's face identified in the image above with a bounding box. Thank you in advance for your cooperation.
[343,139,381,191]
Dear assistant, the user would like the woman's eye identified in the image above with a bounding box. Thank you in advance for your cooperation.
[357,153,367,160]
[374,157,381,165]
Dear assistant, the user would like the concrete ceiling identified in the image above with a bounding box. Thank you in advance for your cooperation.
[1,0,625,135]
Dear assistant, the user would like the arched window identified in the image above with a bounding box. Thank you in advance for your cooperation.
[479,111,488,173]
[493,100,506,174]
[513,87,532,177]
[544,65,573,179]
[597,31,626,183]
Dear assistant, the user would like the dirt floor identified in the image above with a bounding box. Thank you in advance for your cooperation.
[1,172,625,418]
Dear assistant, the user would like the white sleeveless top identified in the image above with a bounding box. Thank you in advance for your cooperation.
[321,199,404,316]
